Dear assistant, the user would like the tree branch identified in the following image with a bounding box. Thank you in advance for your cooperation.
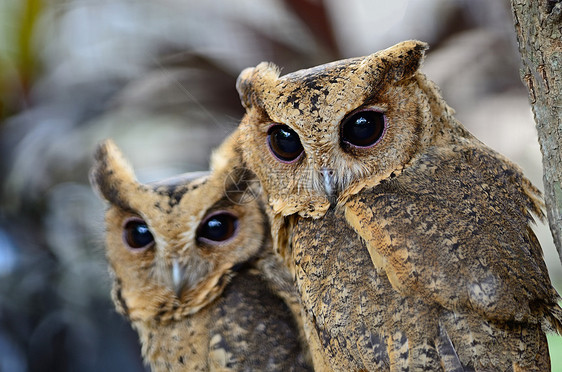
[510,0,562,262]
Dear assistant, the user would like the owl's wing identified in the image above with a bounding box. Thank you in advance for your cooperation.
[344,145,560,323]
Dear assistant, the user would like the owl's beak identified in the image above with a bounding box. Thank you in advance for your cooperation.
[172,259,186,297]
[320,168,335,195]
[320,168,337,206]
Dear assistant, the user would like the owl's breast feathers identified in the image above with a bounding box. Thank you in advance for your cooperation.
[134,262,312,372]
[291,205,474,371]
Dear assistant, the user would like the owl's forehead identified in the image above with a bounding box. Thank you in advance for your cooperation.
[283,56,363,84]
[148,174,209,209]
[261,56,380,133]
[130,176,211,236]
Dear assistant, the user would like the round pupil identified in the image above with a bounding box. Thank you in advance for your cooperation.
[267,125,303,162]
[198,214,238,243]
[124,220,154,249]
[342,111,385,147]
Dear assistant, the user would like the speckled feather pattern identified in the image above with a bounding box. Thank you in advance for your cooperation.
[235,40,562,371]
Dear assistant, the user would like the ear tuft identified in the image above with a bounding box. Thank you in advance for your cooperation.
[236,67,256,110]
[210,131,241,173]
[90,139,138,209]
[236,62,281,109]
[366,40,429,82]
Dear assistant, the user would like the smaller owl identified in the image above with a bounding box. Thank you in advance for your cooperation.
[90,137,312,372]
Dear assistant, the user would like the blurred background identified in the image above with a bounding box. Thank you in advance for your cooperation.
[1,0,561,370]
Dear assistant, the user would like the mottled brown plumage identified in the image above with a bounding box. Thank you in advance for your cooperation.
[235,40,562,371]
[90,138,312,372]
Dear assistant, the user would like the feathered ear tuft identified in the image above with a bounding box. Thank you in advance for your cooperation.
[363,40,429,83]
[89,139,139,210]
[236,67,257,110]
[210,131,242,174]
[236,62,281,110]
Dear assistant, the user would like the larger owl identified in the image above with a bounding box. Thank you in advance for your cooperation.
[90,138,312,371]
[235,40,562,371]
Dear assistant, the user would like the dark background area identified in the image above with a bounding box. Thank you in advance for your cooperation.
[1,0,561,370]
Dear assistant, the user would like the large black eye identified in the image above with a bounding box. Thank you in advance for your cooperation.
[267,124,304,162]
[123,218,154,250]
[197,212,238,244]
[341,110,386,148]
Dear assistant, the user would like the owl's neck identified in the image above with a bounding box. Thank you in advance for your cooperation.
[415,73,473,146]
[134,311,211,372]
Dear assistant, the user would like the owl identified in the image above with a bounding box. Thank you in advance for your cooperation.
[235,40,562,371]
[89,137,312,372]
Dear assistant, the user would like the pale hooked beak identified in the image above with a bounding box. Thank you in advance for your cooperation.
[172,259,185,297]
[320,168,337,206]
[320,168,335,195]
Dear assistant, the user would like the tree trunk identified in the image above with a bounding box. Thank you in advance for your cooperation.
[510,0,562,262]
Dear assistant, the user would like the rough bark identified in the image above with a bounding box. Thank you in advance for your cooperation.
[510,0,562,262]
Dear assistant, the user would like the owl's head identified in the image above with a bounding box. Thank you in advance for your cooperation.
[236,40,462,218]
[90,138,267,324]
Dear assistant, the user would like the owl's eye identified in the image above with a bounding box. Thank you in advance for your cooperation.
[123,218,154,251]
[341,110,386,148]
[267,125,304,162]
[197,212,238,244]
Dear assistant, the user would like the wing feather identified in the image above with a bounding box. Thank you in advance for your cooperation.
[344,145,559,322]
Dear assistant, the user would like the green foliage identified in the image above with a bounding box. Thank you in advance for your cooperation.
[548,332,562,370]
[0,0,43,121]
